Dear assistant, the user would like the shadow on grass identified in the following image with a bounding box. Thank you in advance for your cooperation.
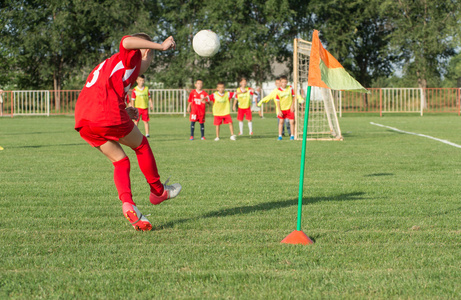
[364,173,394,177]
[7,143,85,149]
[155,192,366,230]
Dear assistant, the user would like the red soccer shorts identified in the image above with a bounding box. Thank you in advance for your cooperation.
[78,121,135,147]
[190,112,205,123]
[278,109,295,120]
[237,108,252,121]
[136,108,150,122]
[214,115,233,125]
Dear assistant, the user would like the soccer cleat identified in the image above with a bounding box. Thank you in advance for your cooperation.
[201,137,206,140]
[230,135,236,141]
[214,137,220,141]
[277,136,283,141]
[146,134,150,138]
[122,203,152,231]
[149,178,182,205]
[238,132,243,136]
[189,136,194,140]
[250,132,253,135]
[290,136,295,140]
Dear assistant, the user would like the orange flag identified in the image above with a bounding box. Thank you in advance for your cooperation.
[308,30,368,93]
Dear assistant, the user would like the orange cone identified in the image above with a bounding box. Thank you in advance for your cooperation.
[281,230,314,245]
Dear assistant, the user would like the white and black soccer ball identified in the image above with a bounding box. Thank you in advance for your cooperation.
[192,30,220,57]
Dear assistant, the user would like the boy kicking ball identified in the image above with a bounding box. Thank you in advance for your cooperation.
[74,33,181,231]
[203,82,236,141]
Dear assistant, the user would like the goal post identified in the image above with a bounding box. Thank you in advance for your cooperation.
[293,38,343,141]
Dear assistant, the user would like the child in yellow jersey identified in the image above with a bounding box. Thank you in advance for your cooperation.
[233,77,254,136]
[275,75,295,140]
[203,82,237,141]
[258,77,291,137]
[131,75,153,137]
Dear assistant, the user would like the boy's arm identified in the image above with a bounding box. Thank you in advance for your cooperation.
[187,102,191,113]
[149,99,153,110]
[123,36,175,51]
[233,97,237,111]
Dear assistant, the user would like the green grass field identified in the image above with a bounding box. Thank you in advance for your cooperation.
[1,114,460,299]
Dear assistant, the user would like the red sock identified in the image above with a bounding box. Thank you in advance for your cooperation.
[132,136,164,196]
[112,156,135,205]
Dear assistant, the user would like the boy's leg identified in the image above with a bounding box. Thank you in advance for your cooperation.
[200,123,205,138]
[119,126,164,196]
[190,121,195,138]
[278,118,284,138]
[229,123,235,136]
[216,125,220,139]
[286,119,291,136]
[289,119,295,139]
[239,121,243,135]
[144,120,150,137]
[97,140,151,231]
[97,141,133,204]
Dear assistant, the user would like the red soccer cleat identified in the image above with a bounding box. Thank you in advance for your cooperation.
[122,202,152,231]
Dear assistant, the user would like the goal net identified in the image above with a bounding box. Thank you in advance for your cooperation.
[293,38,343,141]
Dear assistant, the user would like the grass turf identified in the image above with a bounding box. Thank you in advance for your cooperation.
[0,114,460,299]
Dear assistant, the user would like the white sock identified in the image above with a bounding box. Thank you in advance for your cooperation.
[239,121,243,134]
[248,121,253,133]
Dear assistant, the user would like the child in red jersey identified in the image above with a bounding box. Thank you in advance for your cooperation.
[186,79,209,140]
[74,33,181,231]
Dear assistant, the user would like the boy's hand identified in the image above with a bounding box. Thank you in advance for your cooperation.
[126,106,139,120]
[277,111,283,117]
[162,36,176,51]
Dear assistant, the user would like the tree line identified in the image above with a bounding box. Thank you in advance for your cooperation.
[1,0,460,92]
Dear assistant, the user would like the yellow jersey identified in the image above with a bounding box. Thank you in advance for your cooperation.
[131,86,150,109]
[211,92,234,116]
[236,87,252,109]
[276,86,295,110]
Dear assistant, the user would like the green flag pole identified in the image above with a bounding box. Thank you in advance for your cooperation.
[297,86,311,231]
[281,86,314,245]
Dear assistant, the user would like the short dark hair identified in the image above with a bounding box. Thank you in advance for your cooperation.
[239,77,247,82]
[217,81,225,86]
[279,75,288,81]
[131,33,152,41]
[196,79,203,83]
[275,77,281,81]
[139,75,145,79]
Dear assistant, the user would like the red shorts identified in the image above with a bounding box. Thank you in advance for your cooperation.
[278,109,295,120]
[78,121,135,147]
[214,115,233,125]
[136,108,150,122]
[190,112,205,123]
[237,108,252,121]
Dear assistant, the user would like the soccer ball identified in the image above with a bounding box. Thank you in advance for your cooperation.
[193,30,220,57]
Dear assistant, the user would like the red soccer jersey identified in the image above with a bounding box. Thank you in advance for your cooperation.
[188,90,209,115]
[75,36,141,130]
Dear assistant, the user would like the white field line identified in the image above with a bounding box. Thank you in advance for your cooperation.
[370,122,461,149]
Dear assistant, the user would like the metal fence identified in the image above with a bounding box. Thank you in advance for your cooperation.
[1,88,460,117]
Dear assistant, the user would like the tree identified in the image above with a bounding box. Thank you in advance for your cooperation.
[0,0,154,108]
[150,0,309,88]
[383,0,460,91]
[309,0,394,89]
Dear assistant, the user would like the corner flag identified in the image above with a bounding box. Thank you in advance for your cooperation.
[308,30,368,93]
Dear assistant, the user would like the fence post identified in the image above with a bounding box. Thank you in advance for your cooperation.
[456,89,461,117]
[420,88,424,116]
[379,88,382,117]
[183,89,187,117]
[10,91,13,118]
